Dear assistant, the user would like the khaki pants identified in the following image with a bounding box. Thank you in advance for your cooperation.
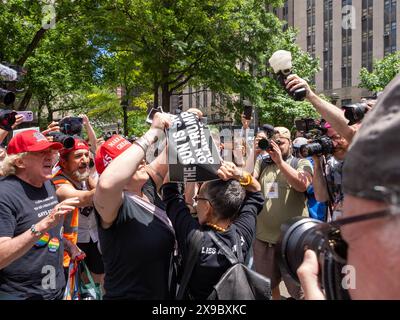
[253,238,303,299]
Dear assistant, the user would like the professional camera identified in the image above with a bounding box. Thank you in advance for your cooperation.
[300,136,334,157]
[59,117,83,136]
[277,217,350,300]
[269,50,307,101]
[46,132,75,149]
[342,103,369,125]
[0,110,17,131]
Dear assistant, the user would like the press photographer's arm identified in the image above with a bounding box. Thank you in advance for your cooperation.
[285,75,357,144]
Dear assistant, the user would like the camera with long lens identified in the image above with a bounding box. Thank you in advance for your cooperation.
[269,50,307,101]
[300,136,334,157]
[0,63,21,106]
[277,217,351,300]
[0,110,17,131]
[46,132,75,149]
[342,103,369,125]
[59,117,83,136]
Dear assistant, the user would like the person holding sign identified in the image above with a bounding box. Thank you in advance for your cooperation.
[161,161,264,299]
[93,112,175,300]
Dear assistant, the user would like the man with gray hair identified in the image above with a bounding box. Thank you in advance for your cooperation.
[0,130,79,299]
[297,73,400,299]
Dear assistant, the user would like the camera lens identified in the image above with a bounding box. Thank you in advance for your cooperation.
[343,103,369,125]
[278,217,324,282]
[258,139,271,151]
[0,88,16,106]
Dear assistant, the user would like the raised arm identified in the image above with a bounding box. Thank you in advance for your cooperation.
[94,113,171,227]
[80,115,97,155]
[286,74,357,143]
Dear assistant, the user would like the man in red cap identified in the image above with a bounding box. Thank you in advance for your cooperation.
[52,138,103,284]
[0,130,79,299]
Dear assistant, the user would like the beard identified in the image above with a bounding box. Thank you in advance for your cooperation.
[73,169,90,182]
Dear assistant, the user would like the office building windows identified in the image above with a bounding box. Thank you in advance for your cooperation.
[384,0,397,55]
[323,0,333,90]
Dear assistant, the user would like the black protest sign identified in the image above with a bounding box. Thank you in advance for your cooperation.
[167,112,221,182]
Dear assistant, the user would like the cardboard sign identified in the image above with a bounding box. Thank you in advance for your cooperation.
[168,112,221,182]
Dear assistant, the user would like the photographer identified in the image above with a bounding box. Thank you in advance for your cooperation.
[310,122,350,220]
[297,74,400,300]
[253,127,313,300]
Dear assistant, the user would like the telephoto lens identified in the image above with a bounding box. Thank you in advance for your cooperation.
[47,132,75,149]
[277,217,350,300]
[300,136,334,157]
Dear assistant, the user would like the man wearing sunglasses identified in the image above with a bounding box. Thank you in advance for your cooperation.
[297,74,400,300]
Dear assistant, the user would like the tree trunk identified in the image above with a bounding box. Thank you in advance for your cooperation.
[161,82,171,113]
[37,103,43,130]
[47,104,53,124]
[17,28,48,66]
[17,88,33,111]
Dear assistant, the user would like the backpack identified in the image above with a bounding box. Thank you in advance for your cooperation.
[207,231,271,300]
[176,228,271,300]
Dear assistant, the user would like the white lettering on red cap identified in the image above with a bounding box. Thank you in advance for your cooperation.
[116,140,130,150]
[33,132,47,142]
[108,136,123,148]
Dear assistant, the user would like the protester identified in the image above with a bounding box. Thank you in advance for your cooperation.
[161,161,264,299]
[93,112,174,300]
[297,73,400,300]
[52,138,103,283]
[253,127,313,300]
[0,130,79,299]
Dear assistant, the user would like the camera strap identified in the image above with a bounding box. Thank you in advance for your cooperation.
[321,156,335,222]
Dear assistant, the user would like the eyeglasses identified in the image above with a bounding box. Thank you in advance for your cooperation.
[193,195,213,206]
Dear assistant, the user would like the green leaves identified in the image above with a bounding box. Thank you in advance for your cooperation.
[359,51,400,93]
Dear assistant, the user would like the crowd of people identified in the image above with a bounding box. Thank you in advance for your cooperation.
[0,72,399,300]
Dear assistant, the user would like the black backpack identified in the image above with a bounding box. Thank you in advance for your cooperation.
[176,229,272,300]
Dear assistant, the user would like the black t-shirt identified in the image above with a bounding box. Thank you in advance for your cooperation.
[161,183,265,299]
[0,176,65,300]
[95,178,175,300]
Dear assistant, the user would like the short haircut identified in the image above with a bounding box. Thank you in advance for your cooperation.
[203,179,246,220]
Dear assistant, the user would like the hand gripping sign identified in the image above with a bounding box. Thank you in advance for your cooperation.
[167,112,221,183]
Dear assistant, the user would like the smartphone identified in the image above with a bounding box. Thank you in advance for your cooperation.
[243,105,253,120]
[146,107,163,124]
[16,111,34,122]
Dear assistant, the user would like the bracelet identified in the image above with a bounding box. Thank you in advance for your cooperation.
[133,137,150,154]
[30,224,43,237]
[239,171,252,186]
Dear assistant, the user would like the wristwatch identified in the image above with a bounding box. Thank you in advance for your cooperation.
[30,224,43,237]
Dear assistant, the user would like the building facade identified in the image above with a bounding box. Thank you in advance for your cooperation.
[274,0,399,105]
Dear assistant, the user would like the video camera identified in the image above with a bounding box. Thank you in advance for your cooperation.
[59,117,83,136]
[277,217,351,300]
[0,62,26,107]
[46,132,75,149]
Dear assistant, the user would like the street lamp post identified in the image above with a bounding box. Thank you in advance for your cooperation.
[117,119,122,135]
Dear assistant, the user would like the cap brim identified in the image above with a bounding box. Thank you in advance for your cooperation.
[27,141,64,152]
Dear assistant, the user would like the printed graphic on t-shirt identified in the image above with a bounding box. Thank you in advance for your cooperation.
[34,195,58,218]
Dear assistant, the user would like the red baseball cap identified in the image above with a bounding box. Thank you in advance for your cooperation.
[59,138,89,157]
[7,130,63,155]
[95,135,132,174]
